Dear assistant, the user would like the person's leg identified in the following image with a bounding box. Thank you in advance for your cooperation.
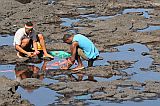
[87,75,97,82]
[72,48,86,70]
[77,73,84,81]
[88,59,94,67]
[88,56,99,67]
[21,38,30,48]
[37,34,53,58]
[77,48,97,67]
[17,38,31,58]
[76,55,83,67]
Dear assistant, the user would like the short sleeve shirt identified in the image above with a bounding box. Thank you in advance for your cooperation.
[72,34,99,59]
[13,28,37,46]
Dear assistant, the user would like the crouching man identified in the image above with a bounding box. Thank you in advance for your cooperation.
[13,22,53,59]
[61,33,99,70]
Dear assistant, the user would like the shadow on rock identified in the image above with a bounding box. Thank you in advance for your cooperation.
[15,0,32,4]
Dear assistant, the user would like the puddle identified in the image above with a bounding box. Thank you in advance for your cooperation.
[74,94,91,100]
[105,43,157,82]
[137,25,160,32]
[107,43,150,61]
[60,14,118,27]
[15,0,31,4]
[80,14,118,21]
[0,5,159,106]
[1,43,160,105]
[0,34,14,46]
[86,99,160,106]
[17,86,60,106]
[60,18,80,27]
[77,7,88,10]
[61,8,153,28]
[77,6,95,10]
[48,0,56,5]
[60,8,154,35]
[122,8,153,18]
[0,64,16,80]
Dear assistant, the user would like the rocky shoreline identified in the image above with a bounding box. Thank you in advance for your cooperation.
[1,0,160,105]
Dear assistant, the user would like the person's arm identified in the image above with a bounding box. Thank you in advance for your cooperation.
[70,41,79,62]
[60,41,79,70]
[32,30,40,55]
[15,44,33,57]
[33,40,40,55]
[14,28,34,57]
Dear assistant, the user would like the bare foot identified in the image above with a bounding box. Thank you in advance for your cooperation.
[60,66,69,70]
[43,53,54,59]
[17,52,24,58]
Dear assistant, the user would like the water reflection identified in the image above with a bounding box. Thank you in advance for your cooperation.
[15,60,49,82]
[68,74,97,82]
[14,60,60,105]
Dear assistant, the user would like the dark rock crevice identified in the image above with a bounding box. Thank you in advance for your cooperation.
[14,0,32,4]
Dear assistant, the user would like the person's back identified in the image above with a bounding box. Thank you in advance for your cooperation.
[13,28,25,46]
[73,34,99,59]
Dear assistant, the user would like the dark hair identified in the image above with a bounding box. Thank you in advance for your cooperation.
[62,33,73,42]
[25,21,33,27]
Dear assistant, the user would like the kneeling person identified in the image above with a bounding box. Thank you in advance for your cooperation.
[62,33,99,70]
[13,22,53,58]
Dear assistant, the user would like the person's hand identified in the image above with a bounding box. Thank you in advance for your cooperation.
[33,50,40,55]
[69,57,75,64]
[26,52,34,57]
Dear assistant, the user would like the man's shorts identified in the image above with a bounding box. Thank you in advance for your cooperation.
[77,48,88,60]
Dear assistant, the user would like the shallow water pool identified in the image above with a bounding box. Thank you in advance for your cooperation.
[1,43,160,106]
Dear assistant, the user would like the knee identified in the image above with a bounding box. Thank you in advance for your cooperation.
[21,39,30,47]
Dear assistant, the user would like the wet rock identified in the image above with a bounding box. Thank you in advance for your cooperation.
[20,78,46,89]
[0,46,29,64]
[47,82,67,91]
[144,81,160,94]
[50,95,87,106]
[128,48,135,52]
[91,92,116,100]
[0,76,19,94]
[47,79,158,102]
[0,76,32,106]
[81,66,114,78]
[141,52,150,56]
[105,47,119,52]
[0,0,160,63]
[107,60,135,70]
[112,80,143,87]
[92,87,157,102]
[1,0,160,105]
[46,42,70,52]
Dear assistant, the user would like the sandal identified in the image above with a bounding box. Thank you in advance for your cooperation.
[72,66,85,71]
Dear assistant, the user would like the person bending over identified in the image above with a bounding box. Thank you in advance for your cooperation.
[61,33,99,70]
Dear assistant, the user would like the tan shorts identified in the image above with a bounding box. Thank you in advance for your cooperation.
[77,48,88,60]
